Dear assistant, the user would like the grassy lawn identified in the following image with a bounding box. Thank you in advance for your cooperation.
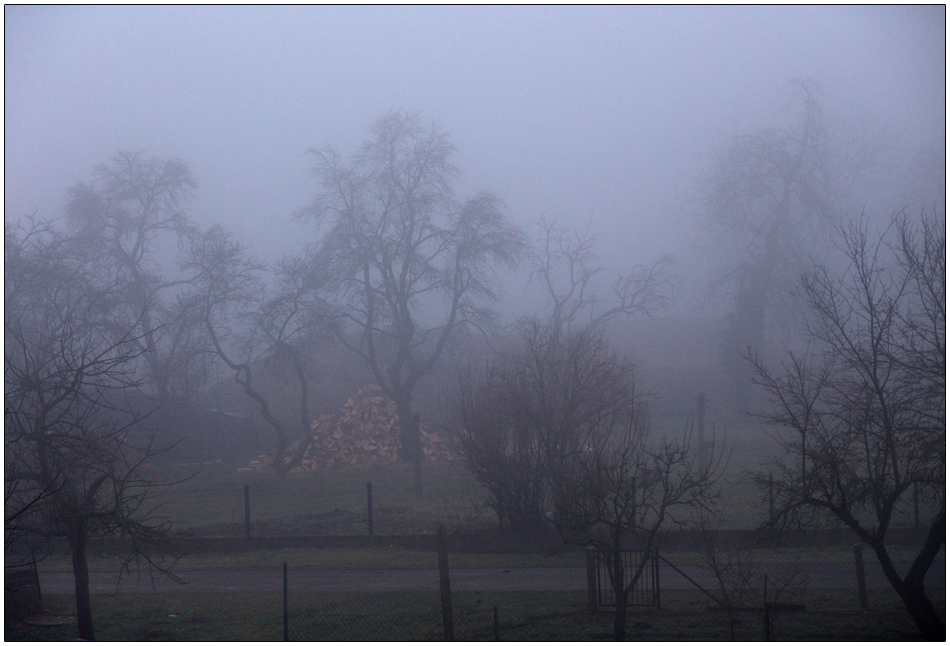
[153,459,495,537]
[33,543,944,574]
[148,420,938,538]
[34,545,588,573]
[8,587,940,641]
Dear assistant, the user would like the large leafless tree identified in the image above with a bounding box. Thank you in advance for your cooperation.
[184,226,329,471]
[701,79,840,413]
[303,110,526,463]
[5,219,182,640]
[65,151,206,401]
[750,208,944,640]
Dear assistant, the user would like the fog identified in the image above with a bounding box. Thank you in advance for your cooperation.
[5,6,945,414]
[6,13,947,627]
[8,6,943,264]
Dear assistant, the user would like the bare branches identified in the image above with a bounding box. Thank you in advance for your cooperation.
[185,225,331,471]
[749,209,945,640]
[64,151,203,401]
[452,321,725,639]
[305,110,527,461]
[5,219,184,639]
[529,218,673,340]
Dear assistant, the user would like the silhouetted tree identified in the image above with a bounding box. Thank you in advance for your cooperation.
[184,226,329,471]
[303,110,526,463]
[750,208,944,640]
[65,151,205,401]
[5,218,182,640]
[702,79,838,413]
[454,320,724,639]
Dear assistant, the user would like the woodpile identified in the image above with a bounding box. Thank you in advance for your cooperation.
[245,384,452,472]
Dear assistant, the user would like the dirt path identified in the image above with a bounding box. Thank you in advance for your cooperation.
[37,561,944,594]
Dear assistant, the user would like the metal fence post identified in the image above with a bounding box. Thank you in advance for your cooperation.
[367,482,374,535]
[283,561,289,641]
[854,544,868,610]
[437,524,454,640]
[586,546,597,612]
[244,484,252,540]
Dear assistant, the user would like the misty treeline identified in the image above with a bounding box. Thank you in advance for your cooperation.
[5,80,944,639]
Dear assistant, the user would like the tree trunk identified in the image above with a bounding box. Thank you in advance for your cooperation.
[612,545,626,641]
[394,393,418,463]
[613,588,628,641]
[69,517,94,641]
[903,582,944,641]
[870,517,945,642]
[901,511,946,641]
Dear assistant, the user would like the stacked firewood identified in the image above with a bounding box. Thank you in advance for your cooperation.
[247,384,452,472]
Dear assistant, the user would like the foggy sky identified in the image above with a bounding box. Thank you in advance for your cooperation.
[6,6,945,298]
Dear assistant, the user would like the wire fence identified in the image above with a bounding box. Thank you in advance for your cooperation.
[162,457,937,539]
[284,566,588,641]
[166,462,495,538]
[279,541,944,641]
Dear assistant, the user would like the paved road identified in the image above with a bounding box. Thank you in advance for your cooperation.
[37,561,944,594]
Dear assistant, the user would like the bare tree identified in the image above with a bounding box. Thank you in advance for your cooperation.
[530,218,673,340]
[5,219,182,640]
[701,79,840,413]
[65,151,203,401]
[303,110,526,464]
[692,505,808,640]
[453,322,643,532]
[453,321,724,639]
[750,208,944,640]
[184,226,329,471]
[552,394,725,641]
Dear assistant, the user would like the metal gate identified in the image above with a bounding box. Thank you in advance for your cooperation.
[595,548,659,608]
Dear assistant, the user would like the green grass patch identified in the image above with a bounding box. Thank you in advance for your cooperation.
[34,542,943,574]
[35,545,588,573]
[149,421,940,539]
[7,586,941,641]
[153,460,494,537]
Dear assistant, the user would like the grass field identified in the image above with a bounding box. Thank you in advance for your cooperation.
[8,587,940,641]
[152,459,495,537]
[33,542,944,574]
[147,417,935,539]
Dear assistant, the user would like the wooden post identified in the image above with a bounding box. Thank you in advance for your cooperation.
[366,482,374,536]
[630,477,637,529]
[763,574,770,641]
[244,484,251,540]
[696,392,706,447]
[437,524,454,640]
[854,544,868,610]
[768,473,774,521]
[913,481,920,530]
[493,605,499,641]
[653,547,661,609]
[31,546,42,609]
[586,546,598,612]
[283,561,289,641]
[413,414,422,497]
